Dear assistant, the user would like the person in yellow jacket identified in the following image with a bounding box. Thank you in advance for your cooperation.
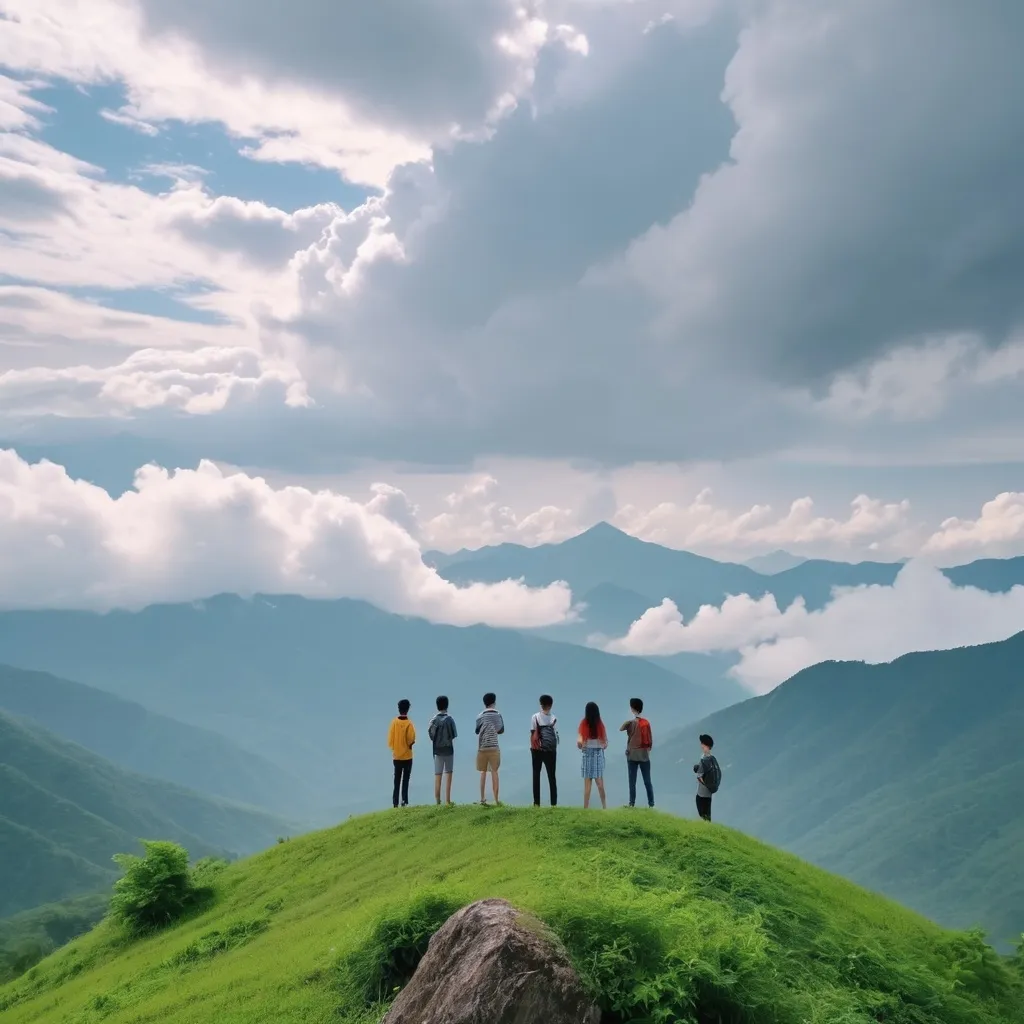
[388,699,416,807]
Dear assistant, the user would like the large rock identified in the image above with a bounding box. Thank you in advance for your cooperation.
[382,898,600,1024]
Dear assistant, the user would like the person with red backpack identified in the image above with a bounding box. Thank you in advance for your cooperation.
[620,697,654,808]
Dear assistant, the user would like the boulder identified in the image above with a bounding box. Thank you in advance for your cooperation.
[382,898,600,1024]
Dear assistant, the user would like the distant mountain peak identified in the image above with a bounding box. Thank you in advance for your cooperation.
[745,550,808,574]
[573,521,637,544]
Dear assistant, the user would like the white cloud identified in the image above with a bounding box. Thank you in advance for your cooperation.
[0,74,50,131]
[0,0,589,188]
[0,449,574,626]
[606,561,1024,693]
[924,493,1024,562]
[0,346,311,417]
[419,474,581,551]
[614,489,916,559]
[361,473,1024,564]
[0,0,427,187]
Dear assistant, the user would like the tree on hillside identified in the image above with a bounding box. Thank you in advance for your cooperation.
[110,841,197,934]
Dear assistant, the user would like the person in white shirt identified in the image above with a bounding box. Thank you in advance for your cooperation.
[529,694,559,806]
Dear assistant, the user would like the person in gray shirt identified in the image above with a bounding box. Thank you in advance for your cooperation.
[427,694,457,806]
[475,692,504,805]
[693,733,720,821]
[619,697,654,808]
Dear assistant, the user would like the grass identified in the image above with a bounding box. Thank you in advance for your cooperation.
[1,807,1021,1024]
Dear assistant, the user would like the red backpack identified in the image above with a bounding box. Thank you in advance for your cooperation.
[636,717,653,750]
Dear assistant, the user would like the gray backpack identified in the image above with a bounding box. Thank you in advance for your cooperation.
[432,714,455,752]
[535,715,558,751]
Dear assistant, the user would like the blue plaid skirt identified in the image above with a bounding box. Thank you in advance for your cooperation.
[581,746,606,779]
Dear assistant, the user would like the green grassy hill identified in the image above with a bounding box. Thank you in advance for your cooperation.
[0,711,290,917]
[2,809,1021,1024]
[660,632,1024,949]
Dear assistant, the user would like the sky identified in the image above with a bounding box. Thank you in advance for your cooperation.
[3,0,1024,678]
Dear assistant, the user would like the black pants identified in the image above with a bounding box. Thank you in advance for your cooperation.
[628,760,654,807]
[696,795,712,821]
[531,749,557,806]
[393,759,412,807]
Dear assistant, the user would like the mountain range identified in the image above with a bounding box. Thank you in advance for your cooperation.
[2,522,1024,945]
[0,594,720,816]
[0,709,290,918]
[428,522,1024,623]
[658,630,1024,949]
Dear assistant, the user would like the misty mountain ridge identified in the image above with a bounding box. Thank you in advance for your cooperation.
[0,664,308,816]
[0,709,291,918]
[0,593,722,817]
[743,549,808,574]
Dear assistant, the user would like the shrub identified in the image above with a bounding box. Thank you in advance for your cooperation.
[109,841,197,934]
[340,889,468,1005]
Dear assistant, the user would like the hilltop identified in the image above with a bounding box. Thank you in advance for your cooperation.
[2,809,1021,1024]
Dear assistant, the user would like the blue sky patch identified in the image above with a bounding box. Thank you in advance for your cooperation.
[30,78,374,213]
[0,273,231,325]
[70,284,231,325]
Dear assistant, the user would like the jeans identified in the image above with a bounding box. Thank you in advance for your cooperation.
[696,795,712,821]
[393,758,412,807]
[531,749,558,806]
[627,759,654,807]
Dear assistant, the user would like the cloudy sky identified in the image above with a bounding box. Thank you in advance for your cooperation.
[3,0,1024,644]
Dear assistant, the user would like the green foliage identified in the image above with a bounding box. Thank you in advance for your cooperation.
[1,809,1022,1024]
[109,842,197,934]
[163,919,269,970]
[340,889,468,1004]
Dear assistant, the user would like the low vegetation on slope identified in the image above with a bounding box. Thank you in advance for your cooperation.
[2,809,1022,1024]
[0,895,108,984]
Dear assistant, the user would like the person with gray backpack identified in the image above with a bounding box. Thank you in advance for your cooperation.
[693,733,722,821]
[529,694,559,807]
[428,695,458,805]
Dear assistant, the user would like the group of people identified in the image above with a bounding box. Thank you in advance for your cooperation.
[386,693,722,818]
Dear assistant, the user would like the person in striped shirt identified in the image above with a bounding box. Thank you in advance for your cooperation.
[475,692,504,805]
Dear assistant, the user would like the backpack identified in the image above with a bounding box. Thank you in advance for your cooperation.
[432,714,455,752]
[635,717,653,750]
[536,715,558,751]
[702,755,722,794]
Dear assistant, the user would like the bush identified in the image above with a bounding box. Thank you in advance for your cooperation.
[340,889,468,1006]
[109,841,198,935]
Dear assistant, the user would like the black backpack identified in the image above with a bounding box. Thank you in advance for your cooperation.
[432,714,455,751]
[536,715,558,751]
[702,755,722,794]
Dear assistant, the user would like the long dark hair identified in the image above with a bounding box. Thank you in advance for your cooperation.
[584,701,602,739]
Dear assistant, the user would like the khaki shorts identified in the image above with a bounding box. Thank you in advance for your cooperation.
[476,748,501,773]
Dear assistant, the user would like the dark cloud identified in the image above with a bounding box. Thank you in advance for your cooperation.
[626,0,1024,384]
[0,173,70,222]
[135,0,531,136]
